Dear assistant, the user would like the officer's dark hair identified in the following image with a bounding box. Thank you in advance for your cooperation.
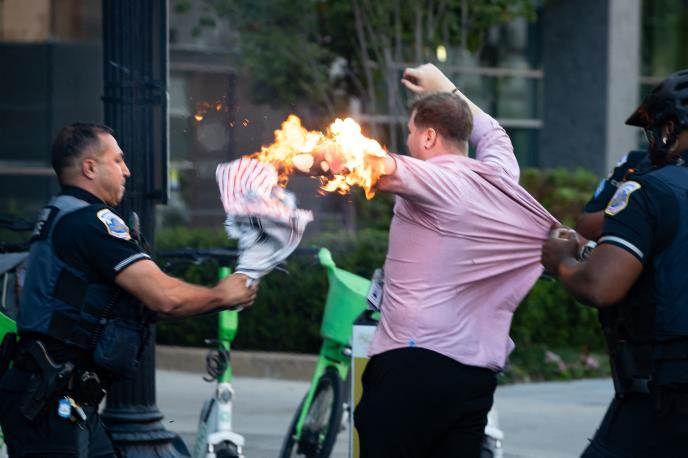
[410,92,473,145]
[51,123,115,183]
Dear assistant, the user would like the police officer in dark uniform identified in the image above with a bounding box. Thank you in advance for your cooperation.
[576,150,650,240]
[542,69,688,457]
[0,123,258,457]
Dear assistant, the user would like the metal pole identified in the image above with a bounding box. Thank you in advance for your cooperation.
[100,1,185,456]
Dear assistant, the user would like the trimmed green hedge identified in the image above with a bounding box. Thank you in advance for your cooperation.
[156,168,609,379]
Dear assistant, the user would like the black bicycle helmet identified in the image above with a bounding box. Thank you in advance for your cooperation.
[627,69,688,128]
[626,69,688,164]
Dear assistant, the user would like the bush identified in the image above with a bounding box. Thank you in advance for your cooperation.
[513,279,603,349]
[520,168,599,226]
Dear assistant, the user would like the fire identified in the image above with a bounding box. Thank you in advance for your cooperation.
[251,115,388,199]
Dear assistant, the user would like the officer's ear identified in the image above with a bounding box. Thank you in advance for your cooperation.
[661,120,675,143]
[82,157,98,180]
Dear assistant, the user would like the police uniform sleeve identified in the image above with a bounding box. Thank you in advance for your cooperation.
[584,151,646,213]
[54,206,151,282]
[599,177,678,263]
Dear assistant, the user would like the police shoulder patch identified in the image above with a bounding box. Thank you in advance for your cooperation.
[96,209,131,240]
[605,181,641,216]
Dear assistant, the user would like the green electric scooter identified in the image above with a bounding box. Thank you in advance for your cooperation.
[280,248,371,457]
[192,266,245,458]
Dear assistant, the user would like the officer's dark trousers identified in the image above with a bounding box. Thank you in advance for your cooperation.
[354,347,497,458]
[582,388,688,457]
[0,367,116,458]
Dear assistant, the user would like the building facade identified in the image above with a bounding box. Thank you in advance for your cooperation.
[0,0,686,231]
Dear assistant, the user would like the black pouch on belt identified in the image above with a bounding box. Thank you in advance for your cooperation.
[73,370,106,406]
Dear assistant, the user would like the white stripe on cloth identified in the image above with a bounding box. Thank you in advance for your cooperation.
[216,159,313,280]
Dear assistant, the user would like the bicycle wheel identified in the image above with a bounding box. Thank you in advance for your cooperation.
[279,367,344,458]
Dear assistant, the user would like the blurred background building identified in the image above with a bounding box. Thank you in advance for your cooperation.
[1,0,687,235]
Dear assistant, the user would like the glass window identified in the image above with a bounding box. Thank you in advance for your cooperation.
[641,0,688,79]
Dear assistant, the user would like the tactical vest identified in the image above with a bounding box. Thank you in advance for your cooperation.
[602,164,688,395]
[19,195,150,377]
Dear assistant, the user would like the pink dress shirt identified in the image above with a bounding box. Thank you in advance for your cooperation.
[369,111,558,371]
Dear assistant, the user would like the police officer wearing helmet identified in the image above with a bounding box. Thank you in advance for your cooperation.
[0,123,258,457]
[542,69,688,457]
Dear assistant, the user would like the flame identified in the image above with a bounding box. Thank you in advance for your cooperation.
[251,115,388,199]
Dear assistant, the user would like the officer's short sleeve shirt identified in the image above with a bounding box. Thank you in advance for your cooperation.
[52,187,151,283]
[584,150,649,213]
[599,174,678,264]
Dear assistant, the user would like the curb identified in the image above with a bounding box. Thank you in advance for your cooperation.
[156,345,317,381]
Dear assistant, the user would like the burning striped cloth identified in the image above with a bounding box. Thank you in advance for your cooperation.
[216,157,313,280]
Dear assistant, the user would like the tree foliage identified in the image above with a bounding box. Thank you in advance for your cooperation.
[190,0,540,116]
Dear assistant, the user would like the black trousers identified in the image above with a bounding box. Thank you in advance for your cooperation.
[0,367,115,458]
[581,388,688,457]
[354,347,497,458]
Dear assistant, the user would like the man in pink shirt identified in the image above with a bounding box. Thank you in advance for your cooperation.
[352,64,557,457]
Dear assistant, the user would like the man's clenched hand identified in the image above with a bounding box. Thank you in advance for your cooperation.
[401,63,456,94]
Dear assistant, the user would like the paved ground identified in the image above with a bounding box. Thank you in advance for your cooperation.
[491,378,613,458]
[157,369,614,458]
[157,370,349,457]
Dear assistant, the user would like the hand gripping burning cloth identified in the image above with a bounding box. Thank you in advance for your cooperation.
[216,157,313,280]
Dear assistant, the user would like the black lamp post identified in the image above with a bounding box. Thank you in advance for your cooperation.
[100,1,188,456]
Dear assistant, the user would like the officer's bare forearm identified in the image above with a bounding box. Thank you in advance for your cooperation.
[557,258,609,307]
[151,278,227,318]
[115,260,241,318]
[557,244,643,308]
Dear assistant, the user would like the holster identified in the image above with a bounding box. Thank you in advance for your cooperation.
[610,341,652,397]
[17,340,74,422]
[600,312,652,398]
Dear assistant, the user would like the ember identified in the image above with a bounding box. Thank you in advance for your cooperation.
[193,98,230,123]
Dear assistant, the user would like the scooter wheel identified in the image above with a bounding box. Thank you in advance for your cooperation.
[279,367,344,458]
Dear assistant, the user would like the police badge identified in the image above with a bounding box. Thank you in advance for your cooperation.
[605,181,642,216]
[96,209,131,240]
